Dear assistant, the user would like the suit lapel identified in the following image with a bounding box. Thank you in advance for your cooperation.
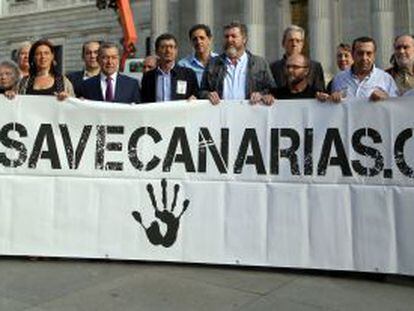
[95,76,104,101]
[171,69,177,100]
[150,71,157,102]
[114,74,122,102]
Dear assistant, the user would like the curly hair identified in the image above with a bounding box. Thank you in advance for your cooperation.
[28,39,58,76]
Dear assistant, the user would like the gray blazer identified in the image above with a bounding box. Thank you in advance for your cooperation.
[200,51,276,99]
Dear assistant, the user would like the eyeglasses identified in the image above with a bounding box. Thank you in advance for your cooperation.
[286,65,308,70]
[0,71,13,77]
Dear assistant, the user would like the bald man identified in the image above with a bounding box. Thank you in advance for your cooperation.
[142,55,158,74]
[274,54,320,99]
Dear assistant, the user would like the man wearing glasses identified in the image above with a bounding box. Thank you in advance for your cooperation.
[274,54,319,99]
[270,25,325,92]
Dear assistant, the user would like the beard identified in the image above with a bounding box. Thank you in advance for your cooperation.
[396,56,414,69]
[225,46,238,58]
[288,74,306,86]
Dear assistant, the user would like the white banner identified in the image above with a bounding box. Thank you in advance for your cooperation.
[0,95,413,275]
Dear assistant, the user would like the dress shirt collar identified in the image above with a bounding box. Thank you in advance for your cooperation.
[157,63,175,75]
[225,51,248,66]
[100,71,118,82]
[83,69,99,79]
[190,52,218,66]
[350,64,375,80]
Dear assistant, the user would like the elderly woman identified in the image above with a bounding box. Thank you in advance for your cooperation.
[16,41,31,78]
[0,60,20,94]
[17,39,74,99]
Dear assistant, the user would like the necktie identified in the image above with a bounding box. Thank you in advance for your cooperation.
[105,76,114,102]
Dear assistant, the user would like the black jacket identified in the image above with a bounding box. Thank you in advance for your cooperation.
[66,70,96,98]
[141,65,199,103]
[270,57,326,92]
[79,73,141,104]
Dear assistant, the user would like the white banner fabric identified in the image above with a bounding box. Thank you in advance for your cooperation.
[0,95,413,276]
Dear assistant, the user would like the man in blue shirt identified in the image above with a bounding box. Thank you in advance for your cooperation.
[178,24,218,86]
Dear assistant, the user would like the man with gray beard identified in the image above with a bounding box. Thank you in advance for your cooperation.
[386,35,414,95]
[200,21,276,105]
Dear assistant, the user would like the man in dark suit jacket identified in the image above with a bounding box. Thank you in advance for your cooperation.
[270,25,325,92]
[80,42,140,104]
[66,40,101,97]
[141,33,198,103]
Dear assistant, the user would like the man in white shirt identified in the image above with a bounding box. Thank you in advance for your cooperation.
[325,36,398,103]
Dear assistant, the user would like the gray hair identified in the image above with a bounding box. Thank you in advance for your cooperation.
[98,42,120,58]
[0,59,20,85]
[223,21,248,39]
[282,25,305,44]
[16,41,31,58]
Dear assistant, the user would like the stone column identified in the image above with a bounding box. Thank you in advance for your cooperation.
[151,0,169,52]
[309,0,333,81]
[38,0,45,10]
[393,0,409,37]
[245,0,265,57]
[195,0,214,26]
[275,0,292,59]
[371,0,394,69]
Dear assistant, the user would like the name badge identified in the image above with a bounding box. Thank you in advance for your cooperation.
[176,80,187,95]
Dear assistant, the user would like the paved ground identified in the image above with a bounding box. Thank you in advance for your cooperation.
[0,257,413,311]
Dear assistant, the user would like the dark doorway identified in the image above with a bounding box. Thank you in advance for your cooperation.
[290,0,309,56]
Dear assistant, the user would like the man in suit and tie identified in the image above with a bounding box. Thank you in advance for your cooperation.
[66,40,101,97]
[80,42,141,104]
[141,33,199,103]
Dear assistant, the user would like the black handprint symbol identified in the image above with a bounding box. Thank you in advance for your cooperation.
[131,179,190,247]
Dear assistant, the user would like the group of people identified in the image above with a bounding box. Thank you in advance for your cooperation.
[1,22,414,105]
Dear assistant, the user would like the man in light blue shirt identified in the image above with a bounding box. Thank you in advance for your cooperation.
[319,36,398,103]
[222,50,248,100]
[178,24,218,86]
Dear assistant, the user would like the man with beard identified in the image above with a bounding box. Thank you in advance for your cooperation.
[200,21,275,105]
[178,24,218,86]
[141,33,199,103]
[325,36,398,103]
[275,54,320,99]
[270,25,325,92]
[67,40,101,97]
[386,35,414,95]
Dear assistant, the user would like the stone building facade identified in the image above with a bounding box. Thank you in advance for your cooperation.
[0,0,413,80]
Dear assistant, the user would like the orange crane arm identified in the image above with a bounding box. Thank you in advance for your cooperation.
[96,0,138,71]
[116,0,138,71]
